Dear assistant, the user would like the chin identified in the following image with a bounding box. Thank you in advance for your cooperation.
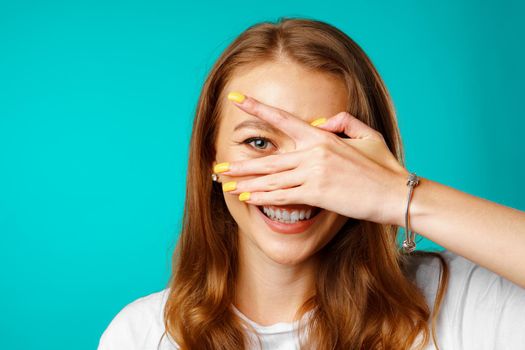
[256,237,319,266]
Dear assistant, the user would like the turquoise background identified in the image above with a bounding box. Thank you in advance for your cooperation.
[1,1,523,349]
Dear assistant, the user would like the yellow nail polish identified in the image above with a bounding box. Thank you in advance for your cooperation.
[310,117,327,127]
[222,181,236,192]
[214,162,230,173]
[238,192,250,201]
[227,91,246,103]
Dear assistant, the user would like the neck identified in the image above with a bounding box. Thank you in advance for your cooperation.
[233,234,318,326]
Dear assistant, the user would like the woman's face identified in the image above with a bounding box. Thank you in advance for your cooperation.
[214,59,350,266]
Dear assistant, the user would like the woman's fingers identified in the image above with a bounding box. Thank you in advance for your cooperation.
[217,150,302,176]
[227,92,323,142]
[235,187,305,206]
[315,111,385,141]
[223,169,303,195]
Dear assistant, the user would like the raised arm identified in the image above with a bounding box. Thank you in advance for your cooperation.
[218,92,525,289]
[398,175,525,288]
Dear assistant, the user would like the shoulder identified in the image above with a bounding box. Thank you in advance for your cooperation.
[406,250,525,348]
[406,250,525,304]
[98,287,178,350]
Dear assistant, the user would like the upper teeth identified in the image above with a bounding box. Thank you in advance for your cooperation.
[262,206,312,223]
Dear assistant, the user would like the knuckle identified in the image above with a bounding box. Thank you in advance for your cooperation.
[236,162,245,173]
[274,110,289,123]
[313,144,327,157]
[266,177,279,190]
[274,191,288,205]
[250,100,262,114]
[313,143,332,161]
[371,129,386,143]
[340,111,353,119]
[233,160,247,174]
[265,157,279,172]
[310,160,326,178]
[317,131,334,145]
[263,189,283,205]
[340,111,355,124]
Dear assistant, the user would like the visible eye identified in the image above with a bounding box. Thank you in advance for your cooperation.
[242,136,275,151]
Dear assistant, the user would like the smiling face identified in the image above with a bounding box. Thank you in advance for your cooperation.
[214,59,350,266]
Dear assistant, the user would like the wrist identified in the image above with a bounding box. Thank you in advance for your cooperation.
[393,168,412,228]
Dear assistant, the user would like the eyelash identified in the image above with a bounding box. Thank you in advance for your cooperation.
[240,136,276,152]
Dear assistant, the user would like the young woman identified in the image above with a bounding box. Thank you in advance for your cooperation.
[98,18,525,349]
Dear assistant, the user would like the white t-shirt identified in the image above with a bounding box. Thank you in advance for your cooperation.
[97,251,525,349]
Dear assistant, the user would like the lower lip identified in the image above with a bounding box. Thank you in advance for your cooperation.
[254,205,321,234]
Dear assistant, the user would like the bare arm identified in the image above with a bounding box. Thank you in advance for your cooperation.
[220,94,525,289]
[394,176,525,288]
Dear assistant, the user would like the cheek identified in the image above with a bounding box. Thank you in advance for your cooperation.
[221,174,258,224]
[319,213,349,242]
[223,190,242,216]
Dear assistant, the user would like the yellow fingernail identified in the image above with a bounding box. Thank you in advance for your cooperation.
[227,91,246,103]
[213,162,230,173]
[222,181,236,192]
[238,192,250,201]
[310,117,327,127]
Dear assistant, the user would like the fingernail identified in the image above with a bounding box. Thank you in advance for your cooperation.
[227,91,246,103]
[222,181,236,192]
[238,192,250,201]
[214,162,230,173]
[310,117,327,127]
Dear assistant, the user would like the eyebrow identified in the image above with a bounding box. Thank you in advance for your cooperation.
[233,119,284,135]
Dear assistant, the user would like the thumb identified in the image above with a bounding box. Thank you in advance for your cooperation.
[313,112,381,140]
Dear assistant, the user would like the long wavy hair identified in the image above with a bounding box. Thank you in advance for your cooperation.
[162,17,449,349]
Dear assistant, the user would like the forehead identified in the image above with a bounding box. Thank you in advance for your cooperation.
[221,60,348,125]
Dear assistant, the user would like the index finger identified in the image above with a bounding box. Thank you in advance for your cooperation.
[226,91,321,142]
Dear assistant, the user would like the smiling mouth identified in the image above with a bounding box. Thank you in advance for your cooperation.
[256,204,322,224]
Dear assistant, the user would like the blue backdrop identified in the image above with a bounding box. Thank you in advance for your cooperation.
[1,1,523,349]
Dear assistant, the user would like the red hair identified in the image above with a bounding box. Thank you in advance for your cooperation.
[162,17,449,349]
